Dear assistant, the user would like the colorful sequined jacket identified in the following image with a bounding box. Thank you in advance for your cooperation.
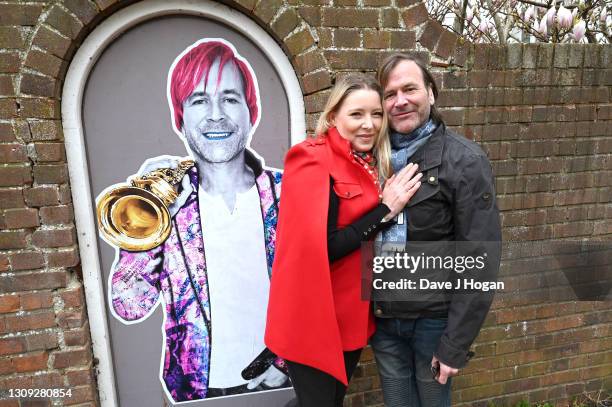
[109,152,282,403]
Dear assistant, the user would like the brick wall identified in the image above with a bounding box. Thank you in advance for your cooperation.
[0,1,610,406]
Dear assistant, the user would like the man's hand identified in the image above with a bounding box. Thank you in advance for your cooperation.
[135,157,193,218]
[246,365,288,390]
[431,356,459,385]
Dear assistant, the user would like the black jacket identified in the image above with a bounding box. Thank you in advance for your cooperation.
[373,122,502,369]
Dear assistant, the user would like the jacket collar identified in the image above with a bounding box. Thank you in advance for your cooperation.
[326,127,354,160]
[407,121,445,171]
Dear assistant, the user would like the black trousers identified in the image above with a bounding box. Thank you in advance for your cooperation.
[286,348,362,407]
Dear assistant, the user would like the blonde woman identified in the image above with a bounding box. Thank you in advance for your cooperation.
[266,75,422,407]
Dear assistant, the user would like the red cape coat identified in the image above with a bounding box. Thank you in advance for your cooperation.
[265,128,379,385]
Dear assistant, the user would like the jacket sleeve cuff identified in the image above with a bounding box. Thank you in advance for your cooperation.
[434,336,474,369]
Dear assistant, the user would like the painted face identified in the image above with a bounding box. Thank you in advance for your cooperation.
[331,89,384,153]
[383,60,435,134]
[181,58,252,163]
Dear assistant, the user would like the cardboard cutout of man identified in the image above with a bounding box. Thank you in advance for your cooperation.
[103,39,288,403]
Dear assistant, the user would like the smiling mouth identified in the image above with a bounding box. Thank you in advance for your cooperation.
[202,131,233,140]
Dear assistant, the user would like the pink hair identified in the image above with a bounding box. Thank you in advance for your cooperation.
[169,40,259,131]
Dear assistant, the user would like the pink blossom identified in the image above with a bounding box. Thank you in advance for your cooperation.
[538,15,548,36]
[557,5,573,29]
[524,5,535,22]
[466,7,474,23]
[573,19,586,41]
[601,7,608,23]
[546,6,556,26]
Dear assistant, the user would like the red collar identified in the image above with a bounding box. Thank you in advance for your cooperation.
[324,127,354,160]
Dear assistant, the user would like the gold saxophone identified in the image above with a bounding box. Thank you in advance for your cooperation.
[97,160,195,251]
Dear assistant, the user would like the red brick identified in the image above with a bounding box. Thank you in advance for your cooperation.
[0,98,18,119]
[20,291,54,311]
[325,50,377,70]
[271,8,300,40]
[64,384,96,405]
[0,255,8,273]
[18,98,60,120]
[39,204,72,225]
[0,27,25,50]
[390,31,416,50]
[12,351,48,372]
[52,347,91,369]
[301,71,332,95]
[0,143,27,162]
[32,227,76,248]
[0,230,28,249]
[419,20,445,51]
[32,163,69,184]
[46,248,80,268]
[334,28,361,48]
[253,0,282,24]
[45,5,83,40]
[64,325,90,347]
[32,143,66,162]
[2,208,39,229]
[0,75,15,96]
[29,120,63,141]
[24,50,64,79]
[436,30,457,59]
[322,7,379,28]
[0,4,44,25]
[402,4,429,27]
[0,337,26,356]
[67,369,94,387]
[3,311,56,333]
[294,50,326,74]
[0,53,20,77]
[19,73,58,98]
[57,309,86,329]
[25,332,58,352]
[285,29,316,56]
[0,295,20,313]
[8,251,45,271]
[0,165,32,187]
[364,30,390,49]
[24,185,61,207]
[0,271,68,293]
[0,122,16,142]
[60,285,84,308]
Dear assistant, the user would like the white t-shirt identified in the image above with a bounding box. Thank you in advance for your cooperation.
[198,184,270,388]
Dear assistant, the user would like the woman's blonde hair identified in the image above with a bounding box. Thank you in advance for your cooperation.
[315,75,392,180]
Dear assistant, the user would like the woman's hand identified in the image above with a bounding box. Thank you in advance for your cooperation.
[134,157,193,218]
[381,163,422,219]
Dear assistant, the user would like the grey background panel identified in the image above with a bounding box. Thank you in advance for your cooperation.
[82,15,292,406]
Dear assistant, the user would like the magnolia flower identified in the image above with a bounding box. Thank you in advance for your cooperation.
[601,7,607,23]
[546,6,556,26]
[524,5,535,22]
[573,19,586,41]
[557,5,573,29]
[479,18,490,33]
[572,7,578,18]
[538,14,548,36]
[466,7,474,23]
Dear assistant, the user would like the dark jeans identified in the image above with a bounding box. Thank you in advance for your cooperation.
[370,318,451,407]
[286,348,362,407]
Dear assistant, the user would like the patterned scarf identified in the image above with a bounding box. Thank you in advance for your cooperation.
[352,151,382,196]
[381,119,438,244]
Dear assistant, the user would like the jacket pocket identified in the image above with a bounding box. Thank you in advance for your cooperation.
[333,182,363,199]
